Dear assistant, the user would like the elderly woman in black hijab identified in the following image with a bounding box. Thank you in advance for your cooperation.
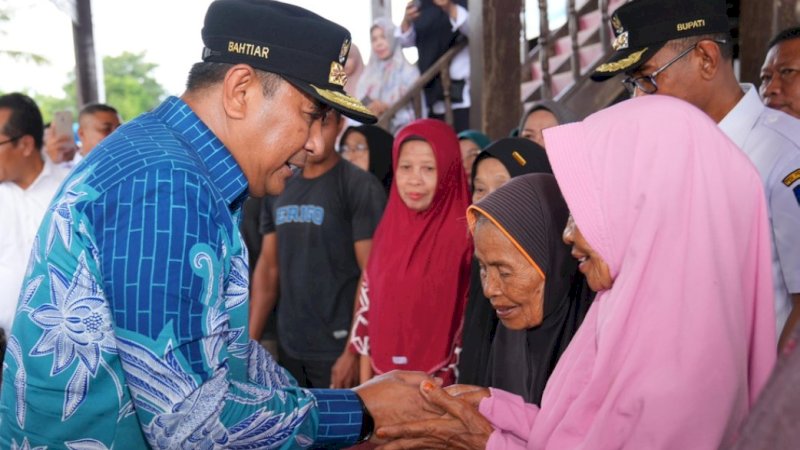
[340,125,394,195]
[467,174,592,404]
[458,139,592,401]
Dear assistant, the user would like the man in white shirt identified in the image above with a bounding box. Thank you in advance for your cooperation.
[760,27,800,120]
[591,0,800,349]
[0,93,68,338]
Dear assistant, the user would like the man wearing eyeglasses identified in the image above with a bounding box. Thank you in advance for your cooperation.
[760,27,800,120]
[0,93,68,356]
[592,0,800,351]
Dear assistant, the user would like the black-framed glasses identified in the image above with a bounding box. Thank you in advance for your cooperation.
[0,135,22,147]
[622,40,727,95]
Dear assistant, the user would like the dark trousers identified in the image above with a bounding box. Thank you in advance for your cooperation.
[278,345,336,388]
[430,107,470,133]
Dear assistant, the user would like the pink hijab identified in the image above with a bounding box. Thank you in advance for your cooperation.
[479,96,776,449]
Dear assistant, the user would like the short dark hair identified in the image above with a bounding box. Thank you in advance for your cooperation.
[0,92,44,150]
[768,26,800,51]
[79,103,118,120]
[667,32,734,61]
[185,61,283,97]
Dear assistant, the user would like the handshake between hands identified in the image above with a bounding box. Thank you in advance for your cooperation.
[353,371,494,449]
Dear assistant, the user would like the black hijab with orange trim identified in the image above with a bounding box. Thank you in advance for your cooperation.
[463,174,592,405]
[460,138,552,386]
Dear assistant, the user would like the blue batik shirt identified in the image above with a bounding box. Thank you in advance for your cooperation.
[0,97,363,449]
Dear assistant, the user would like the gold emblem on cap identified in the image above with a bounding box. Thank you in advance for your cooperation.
[512,151,527,167]
[611,15,623,34]
[329,61,348,87]
[595,48,648,73]
[339,38,351,64]
[310,84,373,116]
[612,31,629,51]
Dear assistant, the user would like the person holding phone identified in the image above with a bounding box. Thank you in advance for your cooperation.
[43,110,78,167]
[398,0,471,131]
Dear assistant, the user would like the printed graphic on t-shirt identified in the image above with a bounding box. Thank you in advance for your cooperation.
[275,204,325,226]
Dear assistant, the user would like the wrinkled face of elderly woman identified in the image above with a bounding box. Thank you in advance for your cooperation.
[562,215,613,292]
[473,216,545,330]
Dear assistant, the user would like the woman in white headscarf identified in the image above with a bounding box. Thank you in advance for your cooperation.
[356,18,420,133]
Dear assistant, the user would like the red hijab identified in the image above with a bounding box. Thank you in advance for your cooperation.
[367,119,473,375]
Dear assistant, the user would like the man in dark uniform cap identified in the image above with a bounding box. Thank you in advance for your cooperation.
[0,0,435,447]
[592,0,800,352]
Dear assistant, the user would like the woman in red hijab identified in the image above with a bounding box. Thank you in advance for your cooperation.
[350,119,472,385]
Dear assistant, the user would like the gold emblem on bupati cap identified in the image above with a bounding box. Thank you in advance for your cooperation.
[329,61,348,86]
[311,84,373,115]
[611,14,623,34]
[595,48,648,73]
[612,31,629,51]
[339,38,351,64]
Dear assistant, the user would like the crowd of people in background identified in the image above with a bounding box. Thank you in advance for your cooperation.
[2,0,800,448]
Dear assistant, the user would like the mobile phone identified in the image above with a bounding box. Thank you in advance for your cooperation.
[53,110,73,138]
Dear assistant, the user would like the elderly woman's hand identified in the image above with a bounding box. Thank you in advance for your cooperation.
[375,381,493,449]
[444,384,491,407]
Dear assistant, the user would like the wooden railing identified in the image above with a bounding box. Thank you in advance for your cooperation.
[377,36,468,131]
[538,0,553,100]
[523,0,620,105]
[600,0,611,53]
[379,1,622,128]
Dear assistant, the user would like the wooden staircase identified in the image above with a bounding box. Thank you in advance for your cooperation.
[377,0,632,131]
[522,0,629,118]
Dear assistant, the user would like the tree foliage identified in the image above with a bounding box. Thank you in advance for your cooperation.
[102,51,166,121]
[31,51,166,123]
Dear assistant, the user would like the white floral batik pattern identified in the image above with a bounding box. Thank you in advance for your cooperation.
[4,336,27,429]
[65,439,110,450]
[47,171,94,252]
[28,252,118,420]
[116,337,311,449]
[11,437,47,450]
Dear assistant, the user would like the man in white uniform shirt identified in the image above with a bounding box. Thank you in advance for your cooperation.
[591,0,800,349]
[0,93,68,338]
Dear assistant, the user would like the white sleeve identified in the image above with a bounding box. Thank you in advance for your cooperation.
[396,23,417,48]
[770,163,800,293]
[450,5,469,36]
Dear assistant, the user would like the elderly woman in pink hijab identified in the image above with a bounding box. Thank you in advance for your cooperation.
[375,96,777,450]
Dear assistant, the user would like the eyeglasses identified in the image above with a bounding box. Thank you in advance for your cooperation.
[0,135,22,147]
[340,143,368,154]
[622,40,727,95]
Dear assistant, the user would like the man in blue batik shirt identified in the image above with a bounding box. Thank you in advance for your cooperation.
[0,1,435,448]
